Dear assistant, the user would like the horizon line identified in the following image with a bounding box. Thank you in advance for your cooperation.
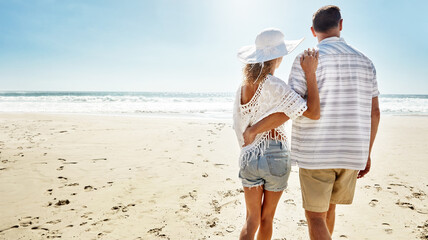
[0,90,427,96]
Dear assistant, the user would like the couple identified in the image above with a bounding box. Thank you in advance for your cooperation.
[233,5,380,240]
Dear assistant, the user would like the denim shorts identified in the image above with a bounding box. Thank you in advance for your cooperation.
[239,140,291,192]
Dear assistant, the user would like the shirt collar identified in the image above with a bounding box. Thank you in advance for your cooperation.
[317,36,346,46]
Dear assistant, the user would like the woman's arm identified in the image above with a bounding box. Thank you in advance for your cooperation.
[301,49,320,120]
[242,49,320,146]
[243,113,289,145]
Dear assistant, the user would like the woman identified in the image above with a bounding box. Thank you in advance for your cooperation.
[233,28,320,240]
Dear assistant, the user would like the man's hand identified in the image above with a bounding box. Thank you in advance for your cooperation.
[242,126,257,147]
[357,157,371,179]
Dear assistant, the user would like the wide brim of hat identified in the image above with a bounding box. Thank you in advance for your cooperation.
[237,38,305,64]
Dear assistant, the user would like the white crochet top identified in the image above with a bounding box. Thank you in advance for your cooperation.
[233,74,307,168]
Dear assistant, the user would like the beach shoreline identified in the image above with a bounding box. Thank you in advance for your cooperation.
[0,113,427,239]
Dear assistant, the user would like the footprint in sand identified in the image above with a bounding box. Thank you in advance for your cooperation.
[218,189,241,198]
[55,199,70,206]
[65,183,79,187]
[0,225,19,233]
[44,229,62,238]
[46,219,61,224]
[412,191,427,199]
[206,217,219,228]
[284,199,296,206]
[225,225,236,233]
[416,220,428,238]
[374,184,382,192]
[189,190,198,200]
[395,200,415,210]
[210,200,221,214]
[111,203,136,213]
[92,158,107,163]
[18,216,39,227]
[369,199,379,207]
[297,219,308,226]
[91,218,110,226]
[214,163,228,168]
[180,204,190,212]
[30,226,49,231]
[147,226,168,238]
[395,200,428,214]
[84,185,96,191]
[81,212,93,219]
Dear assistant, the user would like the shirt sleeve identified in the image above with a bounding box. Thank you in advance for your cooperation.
[256,77,307,122]
[277,88,308,120]
[288,54,307,98]
[370,61,380,97]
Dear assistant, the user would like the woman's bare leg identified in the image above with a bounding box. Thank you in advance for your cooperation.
[257,190,283,240]
[240,186,264,240]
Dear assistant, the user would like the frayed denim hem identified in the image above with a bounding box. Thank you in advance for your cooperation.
[242,182,264,189]
[264,185,287,192]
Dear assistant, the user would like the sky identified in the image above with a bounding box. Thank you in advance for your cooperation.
[0,0,427,94]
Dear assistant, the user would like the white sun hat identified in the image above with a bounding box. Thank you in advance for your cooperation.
[237,28,304,64]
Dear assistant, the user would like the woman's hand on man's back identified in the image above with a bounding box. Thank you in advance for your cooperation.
[300,48,319,75]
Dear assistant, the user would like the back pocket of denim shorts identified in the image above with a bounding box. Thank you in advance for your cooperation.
[266,154,288,177]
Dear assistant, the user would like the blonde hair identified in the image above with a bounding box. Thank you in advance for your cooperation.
[243,59,277,84]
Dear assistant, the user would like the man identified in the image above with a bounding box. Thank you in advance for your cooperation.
[243,5,380,240]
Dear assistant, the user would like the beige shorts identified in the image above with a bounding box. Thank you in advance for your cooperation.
[299,168,359,213]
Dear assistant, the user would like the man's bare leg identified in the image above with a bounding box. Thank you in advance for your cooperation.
[326,204,336,236]
[305,210,332,240]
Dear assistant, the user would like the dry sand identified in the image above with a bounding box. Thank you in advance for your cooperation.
[0,113,427,239]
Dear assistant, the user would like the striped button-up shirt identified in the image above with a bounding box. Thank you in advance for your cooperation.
[288,37,379,170]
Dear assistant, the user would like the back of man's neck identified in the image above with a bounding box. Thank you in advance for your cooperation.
[317,33,340,43]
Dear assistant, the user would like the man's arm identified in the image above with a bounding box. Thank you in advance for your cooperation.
[358,97,380,178]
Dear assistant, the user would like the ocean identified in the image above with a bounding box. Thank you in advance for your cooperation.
[0,92,427,119]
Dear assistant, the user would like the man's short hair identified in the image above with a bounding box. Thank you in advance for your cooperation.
[312,5,341,33]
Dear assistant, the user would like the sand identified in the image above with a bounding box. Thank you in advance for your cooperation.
[0,113,427,240]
